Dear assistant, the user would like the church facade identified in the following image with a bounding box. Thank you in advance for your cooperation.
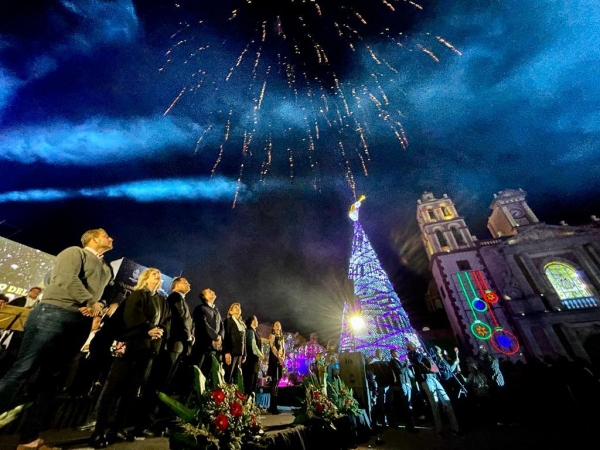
[417,189,600,365]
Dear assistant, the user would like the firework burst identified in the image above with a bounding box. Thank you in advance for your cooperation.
[160,0,458,205]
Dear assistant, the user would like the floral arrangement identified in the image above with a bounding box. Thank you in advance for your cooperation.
[159,358,265,450]
[327,378,362,418]
[293,375,339,426]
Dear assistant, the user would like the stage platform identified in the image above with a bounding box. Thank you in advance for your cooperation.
[0,407,336,450]
[3,413,589,450]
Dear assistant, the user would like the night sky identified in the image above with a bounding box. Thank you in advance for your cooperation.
[1,1,599,342]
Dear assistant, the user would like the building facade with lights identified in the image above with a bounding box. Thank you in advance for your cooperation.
[417,189,600,365]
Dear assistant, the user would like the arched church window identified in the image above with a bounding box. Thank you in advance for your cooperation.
[544,262,593,300]
[451,227,466,245]
[435,230,448,248]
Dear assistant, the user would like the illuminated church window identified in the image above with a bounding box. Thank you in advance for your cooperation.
[428,210,436,221]
[544,262,597,309]
[442,207,452,218]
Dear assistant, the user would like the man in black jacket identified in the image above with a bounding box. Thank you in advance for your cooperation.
[164,277,193,390]
[4,287,42,308]
[191,288,224,379]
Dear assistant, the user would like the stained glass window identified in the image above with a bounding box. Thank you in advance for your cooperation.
[544,262,593,300]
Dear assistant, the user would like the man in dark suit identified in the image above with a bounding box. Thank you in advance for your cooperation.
[164,277,193,390]
[191,288,224,379]
[2,286,42,308]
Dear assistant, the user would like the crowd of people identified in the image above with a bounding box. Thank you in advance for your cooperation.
[1,228,600,450]
[0,228,286,450]
[363,340,600,437]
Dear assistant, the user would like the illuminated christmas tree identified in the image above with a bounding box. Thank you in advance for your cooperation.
[339,196,420,360]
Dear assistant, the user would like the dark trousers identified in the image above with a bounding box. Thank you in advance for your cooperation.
[134,348,183,430]
[242,360,259,396]
[0,331,24,378]
[224,355,243,385]
[0,304,91,444]
[94,355,154,434]
[269,379,280,412]
[388,383,414,428]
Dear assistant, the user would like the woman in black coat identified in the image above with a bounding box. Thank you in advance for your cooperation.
[242,315,264,396]
[222,302,247,384]
[90,268,171,448]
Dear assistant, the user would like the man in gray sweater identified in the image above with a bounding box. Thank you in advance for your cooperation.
[0,228,114,450]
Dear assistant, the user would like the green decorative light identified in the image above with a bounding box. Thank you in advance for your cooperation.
[470,320,492,340]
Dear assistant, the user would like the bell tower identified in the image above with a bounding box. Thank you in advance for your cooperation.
[417,192,476,259]
[487,188,539,238]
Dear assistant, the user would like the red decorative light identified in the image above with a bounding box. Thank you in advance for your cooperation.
[484,291,499,303]
[490,329,519,355]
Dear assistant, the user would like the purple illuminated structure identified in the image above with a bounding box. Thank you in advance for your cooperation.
[339,196,420,360]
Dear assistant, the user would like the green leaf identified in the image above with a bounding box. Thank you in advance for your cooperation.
[209,355,222,388]
[292,410,310,424]
[158,392,198,423]
[169,430,205,449]
[0,403,31,429]
[235,366,244,393]
[193,365,205,403]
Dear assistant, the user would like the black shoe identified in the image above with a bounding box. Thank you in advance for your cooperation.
[108,429,134,443]
[76,420,96,431]
[133,428,157,439]
[89,433,108,449]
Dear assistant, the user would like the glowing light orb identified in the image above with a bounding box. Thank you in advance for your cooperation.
[490,329,519,355]
[472,298,487,312]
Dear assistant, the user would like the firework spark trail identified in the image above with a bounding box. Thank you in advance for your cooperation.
[163,86,186,116]
[338,141,356,198]
[288,147,294,179]
[437,36,462,55]
[420,45,440,63]
[227,45,251,81]
[233,162,244,208]
[194,124,214,154]
[260,138,273,180]
[256,81,267,110]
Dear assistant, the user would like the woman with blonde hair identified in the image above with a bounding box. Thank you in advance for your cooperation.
[222,302,247,384]
[90,268,171,448]
[267,321,285,414]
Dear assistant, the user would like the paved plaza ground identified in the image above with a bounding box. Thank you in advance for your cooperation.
[0,408,592,450]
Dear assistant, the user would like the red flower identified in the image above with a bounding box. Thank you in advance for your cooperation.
[212,389,226,404]
[235,391,247,401]
[313,391,320,399]
[214,413,229,431]
[230,401,243,417]
[315,402,323,413]
[250,415,258,428]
